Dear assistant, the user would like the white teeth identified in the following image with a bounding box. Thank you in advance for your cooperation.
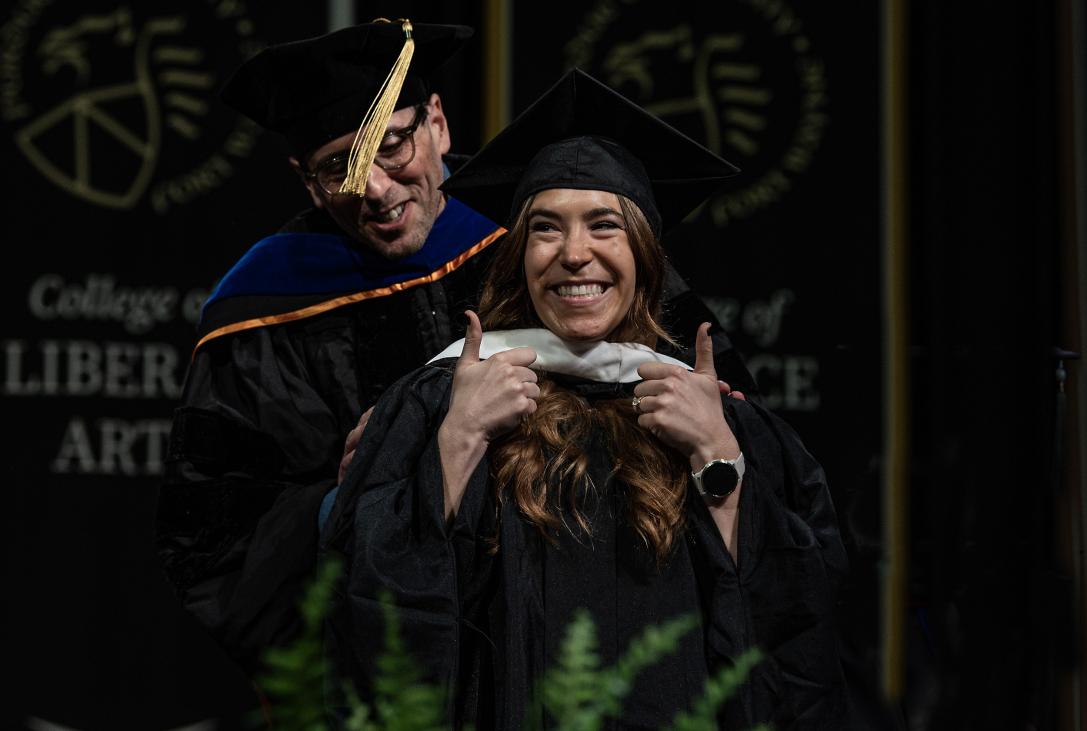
[377,204,404,222]
[556,283,605,297]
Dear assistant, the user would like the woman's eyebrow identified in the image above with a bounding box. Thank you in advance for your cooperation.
[583,206,622,219]
[527,207,623,220]
[527,208,561,220]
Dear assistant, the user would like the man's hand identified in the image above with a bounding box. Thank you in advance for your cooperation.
[339,406,374,484]
[719,380,746,401]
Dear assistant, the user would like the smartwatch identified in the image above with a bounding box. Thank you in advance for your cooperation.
[691,453,745,499]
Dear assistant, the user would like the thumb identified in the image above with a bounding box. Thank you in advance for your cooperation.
[457,310,483,367]
[693,322,717,379]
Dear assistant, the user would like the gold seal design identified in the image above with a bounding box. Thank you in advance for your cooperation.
[2,1,263,212]
[566,0,829,227]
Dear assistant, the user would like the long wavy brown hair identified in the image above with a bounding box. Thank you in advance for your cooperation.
[479,193,689,562]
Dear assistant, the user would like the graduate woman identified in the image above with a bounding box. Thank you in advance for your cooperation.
[322,69,850,730]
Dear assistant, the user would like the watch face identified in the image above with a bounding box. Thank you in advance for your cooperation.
[702,461,739,499]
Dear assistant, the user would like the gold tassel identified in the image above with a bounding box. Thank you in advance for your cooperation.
[339,19,415,196]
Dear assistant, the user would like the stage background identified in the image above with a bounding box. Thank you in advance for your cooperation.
[2,1,1081,729]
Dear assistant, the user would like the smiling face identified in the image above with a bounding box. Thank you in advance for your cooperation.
[292,93,451,260]
[523,188,637,342]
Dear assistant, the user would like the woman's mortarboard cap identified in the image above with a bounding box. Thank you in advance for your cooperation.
[218,20,472,157]
[440,68,740,236]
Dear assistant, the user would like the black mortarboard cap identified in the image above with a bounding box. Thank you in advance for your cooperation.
[440,68,740,237]
[219,21,472,155]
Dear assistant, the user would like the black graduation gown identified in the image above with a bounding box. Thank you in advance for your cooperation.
[154,201,757,673]
[154,201,500,671]
[322,363,848,730]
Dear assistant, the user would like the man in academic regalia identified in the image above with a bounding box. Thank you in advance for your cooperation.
[154,19,757,676]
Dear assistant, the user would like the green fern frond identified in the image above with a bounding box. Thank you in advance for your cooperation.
[595,613,700,719]
[541,608,604,727]
[372,592,449,731]
[256,558,765,731]
[254,556,342,731]
[342,684,380,731]
[538,610,700,731]
[667,647,765,731]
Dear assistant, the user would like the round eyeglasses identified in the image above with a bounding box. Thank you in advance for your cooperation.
[306,104,429,195]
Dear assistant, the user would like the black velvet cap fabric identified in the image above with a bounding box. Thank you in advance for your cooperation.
[219,21,472,155]
[440,68,740,236]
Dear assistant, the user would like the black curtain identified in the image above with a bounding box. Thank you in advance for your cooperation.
[905,1,1069,728]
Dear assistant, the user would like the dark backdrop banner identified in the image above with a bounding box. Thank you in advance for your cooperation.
[2,0,885,728]
[905,2,1067,728]
[1,1,324,728]
[512,0,887,722]
[1,0,487,727]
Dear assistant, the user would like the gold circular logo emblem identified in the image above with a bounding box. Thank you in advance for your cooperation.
[2,0,263,213]
[566,0,829,227]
